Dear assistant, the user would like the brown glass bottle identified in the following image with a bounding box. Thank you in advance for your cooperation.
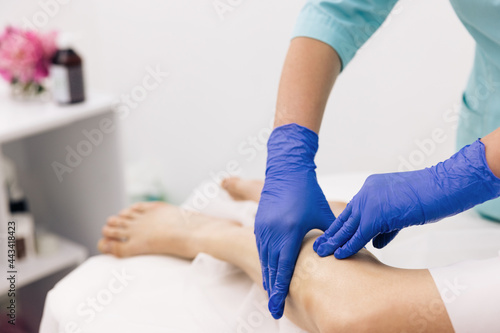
[51,48,85,104]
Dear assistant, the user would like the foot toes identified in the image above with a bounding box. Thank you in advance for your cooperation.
[102,224,129,239]
[119,208,139,219]
[222,177,240,190]
[130,202,149,212]
[131,201,165,212]
[106,216,129,228]
[98,239,128,257]
[222,177,244,199]
[97,238,110,253]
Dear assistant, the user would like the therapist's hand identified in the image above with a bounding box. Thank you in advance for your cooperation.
[255,123,334,320]
[314,139,500,259]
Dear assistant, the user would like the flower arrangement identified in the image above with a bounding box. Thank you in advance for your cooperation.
[0,26,57,99]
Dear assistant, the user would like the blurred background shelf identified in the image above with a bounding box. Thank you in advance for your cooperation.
[0,234,88,294]
[0,93,126,330]
[0,92,114,143]
[0,93,126,254]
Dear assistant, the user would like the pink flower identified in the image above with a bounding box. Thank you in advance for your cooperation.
[0,26,57,84]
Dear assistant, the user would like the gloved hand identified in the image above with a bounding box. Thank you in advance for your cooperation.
[255,123,335,319]
[315,139,500,259]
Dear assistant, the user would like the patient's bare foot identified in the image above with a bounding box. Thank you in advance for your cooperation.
[98,202,240,258]
[222,177,348,216]
[221,177,263,202]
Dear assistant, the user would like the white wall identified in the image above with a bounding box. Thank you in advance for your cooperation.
[0,0,475,204]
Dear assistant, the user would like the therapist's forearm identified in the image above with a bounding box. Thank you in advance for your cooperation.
[274,37,341,133]
[481,127,500,178]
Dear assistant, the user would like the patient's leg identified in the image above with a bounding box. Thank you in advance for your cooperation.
[98,181,452,332]
[221,177,263,202]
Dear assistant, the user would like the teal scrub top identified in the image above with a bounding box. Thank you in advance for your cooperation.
[292,0,500,220]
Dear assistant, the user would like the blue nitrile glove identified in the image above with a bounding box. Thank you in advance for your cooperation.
[255,123,335,319]
[314,139,500,259]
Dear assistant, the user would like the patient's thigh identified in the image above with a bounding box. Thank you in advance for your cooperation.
[284,232,452,333]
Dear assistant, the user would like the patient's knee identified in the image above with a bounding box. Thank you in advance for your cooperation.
[288,231,384,333]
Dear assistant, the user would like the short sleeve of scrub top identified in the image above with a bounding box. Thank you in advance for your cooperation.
[291,0,399,69]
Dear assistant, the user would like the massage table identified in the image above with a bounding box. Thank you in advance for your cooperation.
[39,173,500,332]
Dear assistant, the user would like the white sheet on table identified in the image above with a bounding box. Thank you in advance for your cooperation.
[40,173,500,333]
